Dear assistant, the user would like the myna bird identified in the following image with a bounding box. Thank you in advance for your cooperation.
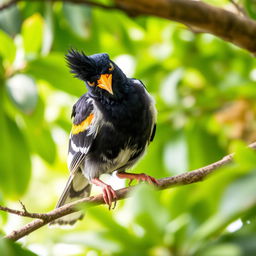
[52,49,157,225]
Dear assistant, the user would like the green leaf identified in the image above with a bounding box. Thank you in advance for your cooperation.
[0,111,31,198]
[87,207,136,246]
[7,116,31,197]
[123,184,169,243]
[26,127,56,164]
[62,231,122,252]
[0,4,21,36]
[219,174,256,219]
[25,54,86,96]
[0,192,7,225]
[217,221,256,255]
[232,141,256,170]
[0,30,16,64]
[0,239,38,256]
[0,96,13,195]
[245,0,256,19]
[63,3,92,38]
[198,243,241,256]
[187,173,256,252]
[6,74,38,114]
[22,13,44,55]
[185,121,225,170]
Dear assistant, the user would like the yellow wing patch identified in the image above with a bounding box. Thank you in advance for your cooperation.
[71,113,94,135]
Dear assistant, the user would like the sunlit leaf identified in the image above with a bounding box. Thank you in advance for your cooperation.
[232,140,256,170]
[22,13,44,55]
[0,30,16,64]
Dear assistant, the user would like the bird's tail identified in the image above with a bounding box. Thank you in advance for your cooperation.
[50,169,91,225]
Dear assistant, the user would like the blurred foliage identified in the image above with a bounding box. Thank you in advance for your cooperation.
[0,0,256,255]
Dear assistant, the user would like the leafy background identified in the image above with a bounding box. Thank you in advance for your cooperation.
[0,0,256,255]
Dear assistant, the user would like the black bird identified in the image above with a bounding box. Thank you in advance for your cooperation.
[52,49,157,225]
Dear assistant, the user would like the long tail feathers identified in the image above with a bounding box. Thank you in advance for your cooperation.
[50,170,91,226]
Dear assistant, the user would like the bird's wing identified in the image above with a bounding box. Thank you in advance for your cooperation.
[131,79,157,144]
[68,96,97,173]
[52,96,97,225]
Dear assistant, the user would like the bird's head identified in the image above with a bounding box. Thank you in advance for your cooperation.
[66,49,128,99]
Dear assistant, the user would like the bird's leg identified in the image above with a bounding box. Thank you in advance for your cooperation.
[91,178,117,210]
[116,172,159,186]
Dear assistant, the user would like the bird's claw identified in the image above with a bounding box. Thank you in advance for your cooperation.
[102,184,117,210]
[91,178,117,210]
[128,179,134,186]
[116,172,159,186]
[136,173,159,185]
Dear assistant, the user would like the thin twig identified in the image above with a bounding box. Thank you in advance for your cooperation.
[230,0,247,16]
[19,200,28,213]
[0,205,48,219]
[2,142,256,241]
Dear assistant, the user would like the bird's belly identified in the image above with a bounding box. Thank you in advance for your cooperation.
[82,146,140,180]
[82,129,146,180]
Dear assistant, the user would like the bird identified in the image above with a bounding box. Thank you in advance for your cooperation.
[52,49,158,225]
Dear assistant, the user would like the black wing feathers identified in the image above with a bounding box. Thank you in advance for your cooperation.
[71,95,94,124]
[68,95,95,172]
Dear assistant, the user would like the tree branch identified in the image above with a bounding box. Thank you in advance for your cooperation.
[115,0,256,54]
[2,142,256,241]
[0,0,256,54]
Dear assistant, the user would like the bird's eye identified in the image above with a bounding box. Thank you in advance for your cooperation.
[87,81,95,87]
[108,62,114,72]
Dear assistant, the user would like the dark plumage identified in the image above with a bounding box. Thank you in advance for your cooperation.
[52,49,157,225]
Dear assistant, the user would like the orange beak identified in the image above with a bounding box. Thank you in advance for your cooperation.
[97,74,113,95]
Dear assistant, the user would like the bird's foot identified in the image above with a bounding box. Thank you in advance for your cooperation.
[91,178,117,210]
[116,172,159,186]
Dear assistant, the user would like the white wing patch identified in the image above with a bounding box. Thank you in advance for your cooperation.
[87,100,104,137]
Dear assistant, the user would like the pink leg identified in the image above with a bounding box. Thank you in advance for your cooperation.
[116,172,159,186]
[91,178,117,209]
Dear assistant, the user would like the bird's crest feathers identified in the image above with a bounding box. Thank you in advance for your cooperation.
[65,49,96,81]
